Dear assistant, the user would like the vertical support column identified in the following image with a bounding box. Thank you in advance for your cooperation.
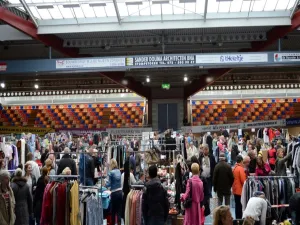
[183,98,189,125]
[147,98,152,126]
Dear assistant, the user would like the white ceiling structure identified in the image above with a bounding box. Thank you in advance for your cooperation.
[4,0,299,34]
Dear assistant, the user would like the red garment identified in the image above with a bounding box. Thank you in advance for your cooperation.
[56,182,67,225]
[255,163,271,176]
[40,182,56,225]
[268,149,277,166]
[268,129,275,142]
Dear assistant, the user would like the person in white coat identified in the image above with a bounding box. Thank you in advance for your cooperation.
[187,142,198,160]
[243,191,268,225]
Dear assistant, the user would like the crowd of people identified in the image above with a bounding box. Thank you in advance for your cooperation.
[0,131,300,225]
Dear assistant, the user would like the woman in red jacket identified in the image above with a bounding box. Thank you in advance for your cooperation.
[268,143,276,171]
[255,153,271,176]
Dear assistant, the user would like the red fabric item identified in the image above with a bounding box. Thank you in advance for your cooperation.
[255,163,271,176]
[268,129,275,142]
[201,207,205,225]
[268,149,277,166]
[40,182,56,225]
[56,182,67,225]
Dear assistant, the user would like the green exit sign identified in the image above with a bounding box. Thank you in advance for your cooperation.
[162,83,170,89]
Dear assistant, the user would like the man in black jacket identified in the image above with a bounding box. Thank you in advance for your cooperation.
[199,144,216,198]
[57,147,77,175]
[213,152,234,206]
[142,165,169,225]
[289,192,300,225]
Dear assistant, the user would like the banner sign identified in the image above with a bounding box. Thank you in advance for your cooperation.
[56,128,106,135]
[107,127,152,135]
[274,53,300,62]
[0,126,54,135]
[286,118,300,126]
[125,55,195,66]
[0,63,7,71]
[56,58,125,69]
[181,119,286,133]
[196,53,268,64]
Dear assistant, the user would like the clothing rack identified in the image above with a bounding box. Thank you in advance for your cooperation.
[48,175,79,178]
[248,176,295,179]
[131,184,144,189]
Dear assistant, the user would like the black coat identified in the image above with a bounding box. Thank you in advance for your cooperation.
[57,154,77,175]
[33,176,47,220]
[289,193,300,225]
[231,145,239,162]
[11,177,33,225]
[213,161,234,195]
[199,154,216,180]
[142,178,169,223]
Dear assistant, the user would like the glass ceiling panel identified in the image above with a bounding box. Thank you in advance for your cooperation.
[6,0,296,23]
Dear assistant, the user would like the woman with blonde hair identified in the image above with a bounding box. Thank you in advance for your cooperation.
[181,163,204,225]
[106,159,122,225]
[45,159,55,178]
[213,205,233,225]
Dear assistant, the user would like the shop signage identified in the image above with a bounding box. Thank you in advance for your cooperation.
[125,55,195,66]
[196,53,268,64]
[0,126,54,135]
[274,53,300,62]
[56,128,106,135]
[0,63,7,71]
[107,127,152,135]
[286,118,300,126]
[181,119,286,133]
[56,58,125,69]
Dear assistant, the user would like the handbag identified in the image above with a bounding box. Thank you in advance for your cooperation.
[145,148,160,164]
[183,180,193,209]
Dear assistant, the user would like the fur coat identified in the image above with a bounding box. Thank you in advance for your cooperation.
[0,185,16,225]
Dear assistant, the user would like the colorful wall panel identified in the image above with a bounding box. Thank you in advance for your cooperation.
[191,98,299,126]
[0,102,145,129]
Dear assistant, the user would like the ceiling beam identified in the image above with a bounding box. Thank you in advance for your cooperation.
[0,6,80,58]
[19,0,38,28]
[112,0,122,24]
[184,10,300,99]
[100,72,151,99]
[203,0,208,22]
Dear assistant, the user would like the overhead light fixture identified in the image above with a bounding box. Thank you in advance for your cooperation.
[36,5,54,9]
[89,3,106,7]
[179,0,196,2]
[146,77,150,83]
[63,4,80,8]
[125,1,143,5]
[206,76,214,83]
[34,84,39,89]
[184,76,188,82]
[152,0,169,4]
[0,83,5,88]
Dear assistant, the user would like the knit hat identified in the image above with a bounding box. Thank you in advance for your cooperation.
[0,170,10,182]
[14,168,23,177]
[219,152,226,161]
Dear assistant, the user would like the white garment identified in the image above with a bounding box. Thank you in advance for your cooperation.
[26,176,33,196]
[187,146,198,160]
[27,160,41,180]
[121,172,136,189]
[201,156,210,178]
[4,145,13,160]
[263,128,269,144]
[242,197,268,225]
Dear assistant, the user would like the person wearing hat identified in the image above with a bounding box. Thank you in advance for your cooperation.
[242,192,268,225]
[0,170,15,225]
[213,152,234,206]
[11,168,32,225]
